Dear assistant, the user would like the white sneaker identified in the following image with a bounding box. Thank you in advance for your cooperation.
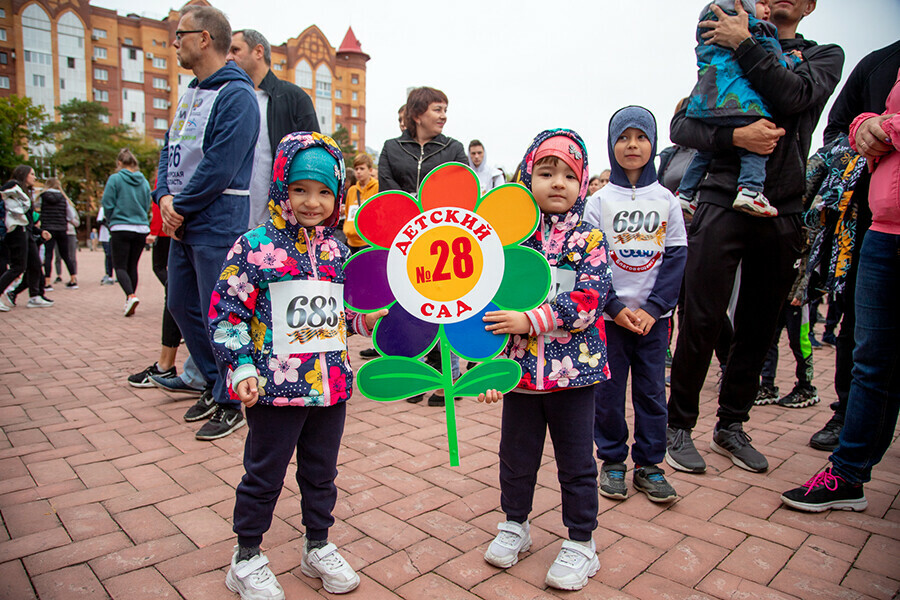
[545,539,600,591]
[124,296,140,317]
[484,520,532,568]
[300,542,360,594]
[0,303,9,312]
[676,191,697,216]
[26,296,53,308]
[225,547,285,600]
[733,188,778,217]
[0,292,13,309]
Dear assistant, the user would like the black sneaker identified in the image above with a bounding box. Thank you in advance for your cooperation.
[65,281,79,289]
[778,386,820,409]
[665,426,706,473]
[427,392,445,407]
[599,462,627,500]
[359,348,378,359]
[195,406,246,441]
[183,389,216,422]
[53,276,62,283]
[781,465,867,512]
[406,394,424,404]
[810,414,843,451]
[127,363,176,388]
[754,383,779,406]
[710,423,768,473]
[633,465,677,502]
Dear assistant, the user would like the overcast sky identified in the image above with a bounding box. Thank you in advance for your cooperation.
[97,0,900,175]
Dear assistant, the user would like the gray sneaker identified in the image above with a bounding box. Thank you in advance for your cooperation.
[665,426,706,473]
[754,383,779,406]
[599,462,627,500]
[711,423,768,473]
[633,465,677,502]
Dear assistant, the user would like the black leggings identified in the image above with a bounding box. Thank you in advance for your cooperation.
[0,228,44,299]
[152,237,182,348]
[42,229,77,279]
[110,231,146,297]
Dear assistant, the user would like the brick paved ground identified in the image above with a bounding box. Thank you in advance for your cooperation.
[1,249,898,600]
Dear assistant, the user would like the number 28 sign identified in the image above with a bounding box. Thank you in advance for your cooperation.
[388,206,504,324]
[343,163,551,466]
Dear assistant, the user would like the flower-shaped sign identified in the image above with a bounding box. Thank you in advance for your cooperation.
[345,162,551,466]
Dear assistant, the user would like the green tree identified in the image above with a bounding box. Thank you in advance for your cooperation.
[0,95,48,181]
[43,99,134,214]
[331,125,356,165]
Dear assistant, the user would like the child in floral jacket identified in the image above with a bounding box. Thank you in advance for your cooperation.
[479,129,612,591]
[210,132,383,598]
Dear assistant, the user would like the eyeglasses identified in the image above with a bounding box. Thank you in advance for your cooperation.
[174,30,213,41]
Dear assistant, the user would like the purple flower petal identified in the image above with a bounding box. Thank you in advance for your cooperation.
[344,249,394,311]
[375,303,439,358]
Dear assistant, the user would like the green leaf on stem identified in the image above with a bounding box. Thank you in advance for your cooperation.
[357,356,442,402]
[452,359,521,398]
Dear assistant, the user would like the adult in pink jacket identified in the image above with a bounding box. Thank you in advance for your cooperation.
[781,67,900,513]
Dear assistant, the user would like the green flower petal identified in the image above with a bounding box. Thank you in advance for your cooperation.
[492,246,551,311]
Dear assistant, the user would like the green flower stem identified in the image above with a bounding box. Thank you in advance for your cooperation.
[440,338,460,467]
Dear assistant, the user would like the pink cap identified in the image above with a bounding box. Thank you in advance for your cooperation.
[533,136,584,179]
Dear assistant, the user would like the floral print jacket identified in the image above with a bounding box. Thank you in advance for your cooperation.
[208,132,369,407]
[503,129,613,391]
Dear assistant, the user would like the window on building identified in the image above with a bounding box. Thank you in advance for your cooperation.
[335,106,342,116]
[59,78,65,89]
[99,113,109,123]
[0,76,9,89]
[352,124,358,134]
[273,63,282,71]
[335,89,342,100]
[93,28,106,39]
[351,107,358,118]
[153,97,167,109]
[0,52,6,65]
[33,74,45,87]
[153,77,167,89]
[152,57,166,69]
[94,47,107,60]
[93,89,108,102]
[156,138,165,147]
[131,112,137,123]
[125,38,133,46]
[0,9,5,18]
[154,118,168,129]
[351,74,358,84]
[94,68,108,80]
[295,60,312,88]
[352,91,358,101]
[67,56,75,69]
[0,29,7,42]
[128,48,137,60]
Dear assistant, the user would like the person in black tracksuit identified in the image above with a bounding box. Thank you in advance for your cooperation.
[36,180,78,289]
[808,40,900,451]
[664,2,844,475]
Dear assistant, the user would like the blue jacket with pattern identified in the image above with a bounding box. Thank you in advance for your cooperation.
[208,132,369,407]
[501,129,613,391]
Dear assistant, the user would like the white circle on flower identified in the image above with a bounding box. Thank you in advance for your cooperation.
[386,207,504,324]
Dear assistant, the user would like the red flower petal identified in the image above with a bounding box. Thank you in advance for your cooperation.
[419,163,478,213]
[355,192,421,248]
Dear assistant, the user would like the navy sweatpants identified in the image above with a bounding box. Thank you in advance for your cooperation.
[233,402,346,547]
[594,318,669,467]
[166,240,239,408]
[499,387,598,542]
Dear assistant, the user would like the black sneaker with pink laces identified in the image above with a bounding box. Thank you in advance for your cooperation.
[781,465,867,512]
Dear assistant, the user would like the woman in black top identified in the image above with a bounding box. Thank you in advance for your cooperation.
[37,177,78,290]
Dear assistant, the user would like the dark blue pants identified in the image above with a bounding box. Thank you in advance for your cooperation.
[831,231,900,485]
[233,402,346,546]
[499,387,598,541]
[595,318,669,466]
[166,240,238,408]
[761,303,814,390]
[678,115,767,196]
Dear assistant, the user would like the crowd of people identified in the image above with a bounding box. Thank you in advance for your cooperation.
[1,0,898,597]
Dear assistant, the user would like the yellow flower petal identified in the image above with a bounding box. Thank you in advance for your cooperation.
[476,184,539,246]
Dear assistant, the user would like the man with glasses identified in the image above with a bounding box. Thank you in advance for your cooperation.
[155,5,259,440]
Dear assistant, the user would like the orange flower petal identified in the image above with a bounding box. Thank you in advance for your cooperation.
[476,184,539,246]
[419,163,478,213]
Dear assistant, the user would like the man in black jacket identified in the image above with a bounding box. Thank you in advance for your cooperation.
[228,29,319,228]
[665,0,844,474]
[808,40,900,452]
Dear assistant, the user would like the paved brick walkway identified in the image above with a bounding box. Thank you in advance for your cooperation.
[1,249,898,600]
